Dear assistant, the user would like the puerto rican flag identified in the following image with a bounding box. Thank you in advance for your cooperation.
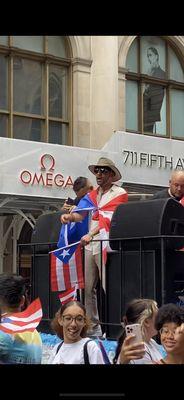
[50,201,96,292]
[50,245,84,291]
[87,189,128,264]
[58,286,77,304]
[50,187,127,291]
[0,298,42,334]
[75,189,128,262]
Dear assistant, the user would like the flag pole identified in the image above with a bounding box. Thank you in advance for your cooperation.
[49,241,81,254]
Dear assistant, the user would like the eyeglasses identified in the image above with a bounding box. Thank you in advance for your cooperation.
[159,327,177,336]
[62,314,85,324]
[94,166,112,174]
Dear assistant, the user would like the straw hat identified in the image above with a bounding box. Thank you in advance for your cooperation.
[88,157,122,182]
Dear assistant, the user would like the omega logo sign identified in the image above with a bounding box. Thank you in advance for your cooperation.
[20,154,74,188]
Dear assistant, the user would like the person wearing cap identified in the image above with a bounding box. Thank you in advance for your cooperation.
[61,176,93,213]
[61,157,128,337]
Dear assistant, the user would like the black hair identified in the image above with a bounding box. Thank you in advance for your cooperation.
[0,274,26,309]
[155,303,184,332]
[73,177,88,193]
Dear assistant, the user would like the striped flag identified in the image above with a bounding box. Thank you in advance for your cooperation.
[58,287,77,304]
[88,189,128,264]
[50,245,84,292]
[0,298,42,334]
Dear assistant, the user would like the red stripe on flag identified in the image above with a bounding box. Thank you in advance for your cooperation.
[50,254,59,291]
[0,298,42,334]
[101,193,128,211]
[58,287,77,304]
[11,298,42,319]
[63,262,71,290]
[75,246,84,289]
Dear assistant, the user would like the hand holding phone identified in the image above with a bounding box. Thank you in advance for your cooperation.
[125,323,143,344]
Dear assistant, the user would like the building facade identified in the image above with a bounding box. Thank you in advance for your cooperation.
[0,35,184,275]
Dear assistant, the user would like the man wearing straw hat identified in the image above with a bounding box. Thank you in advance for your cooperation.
[61,157,128,337]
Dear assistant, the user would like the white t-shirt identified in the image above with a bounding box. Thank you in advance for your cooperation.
[130,339,163,364]
[48,337,105,364]
[117,338,163,364]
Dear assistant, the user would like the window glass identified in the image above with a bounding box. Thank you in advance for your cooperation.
[49,121,67,144]
[169,46,184,83]
[0,36,8,46]
[47,36,67,58]
[0,115,8,136]
[126,80,138,131]
[143,83,166,134]
[171,89,184,138]
[0,55,8,109]
[0,36,70,144]
[13,116,42,142]
[125,36,184,139]
[49,65,67,118]
[140,36,166,77]
[12,36,44,53]
[13,58,43,115]
[126,38,138,73]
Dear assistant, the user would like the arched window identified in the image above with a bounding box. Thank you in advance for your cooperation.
[0,36,71,144]
[125,36,184,139]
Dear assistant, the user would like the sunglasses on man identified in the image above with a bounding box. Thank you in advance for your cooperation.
[94,166,112,174]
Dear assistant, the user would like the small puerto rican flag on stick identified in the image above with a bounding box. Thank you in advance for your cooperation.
[58,286,77,305]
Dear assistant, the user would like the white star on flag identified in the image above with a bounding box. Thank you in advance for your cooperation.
[60,249,71,259]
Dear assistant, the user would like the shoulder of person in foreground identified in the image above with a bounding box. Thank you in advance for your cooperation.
[86,339,105,364]
[0,330,14,362]
[130,339,162,364]
[0,329,42,364]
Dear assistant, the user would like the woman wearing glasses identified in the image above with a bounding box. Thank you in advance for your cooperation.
[154,303,184,364]
[48,301,105,364]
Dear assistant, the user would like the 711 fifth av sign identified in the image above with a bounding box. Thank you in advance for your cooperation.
[102,131,184,186]
[122,150,184,170]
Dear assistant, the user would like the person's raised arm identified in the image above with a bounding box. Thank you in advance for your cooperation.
[60,211,86,224]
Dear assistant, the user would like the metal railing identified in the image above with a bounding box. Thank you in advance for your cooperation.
[18,235,184,339]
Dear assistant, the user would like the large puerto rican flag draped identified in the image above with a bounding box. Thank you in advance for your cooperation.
[0,298,42,334]
[88,189,128,264]
[50,188,128,292]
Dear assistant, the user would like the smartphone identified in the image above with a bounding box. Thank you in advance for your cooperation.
[66,197,74,205]
[125,323,143,344]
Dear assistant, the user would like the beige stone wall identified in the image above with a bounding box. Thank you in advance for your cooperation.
[90,36,119,149]
[71,36,119,149]
[72,61,92,148]
[69,35,184,150]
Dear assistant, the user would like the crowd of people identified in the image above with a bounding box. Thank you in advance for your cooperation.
[0,275,184,365]
[1,157,184,364]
